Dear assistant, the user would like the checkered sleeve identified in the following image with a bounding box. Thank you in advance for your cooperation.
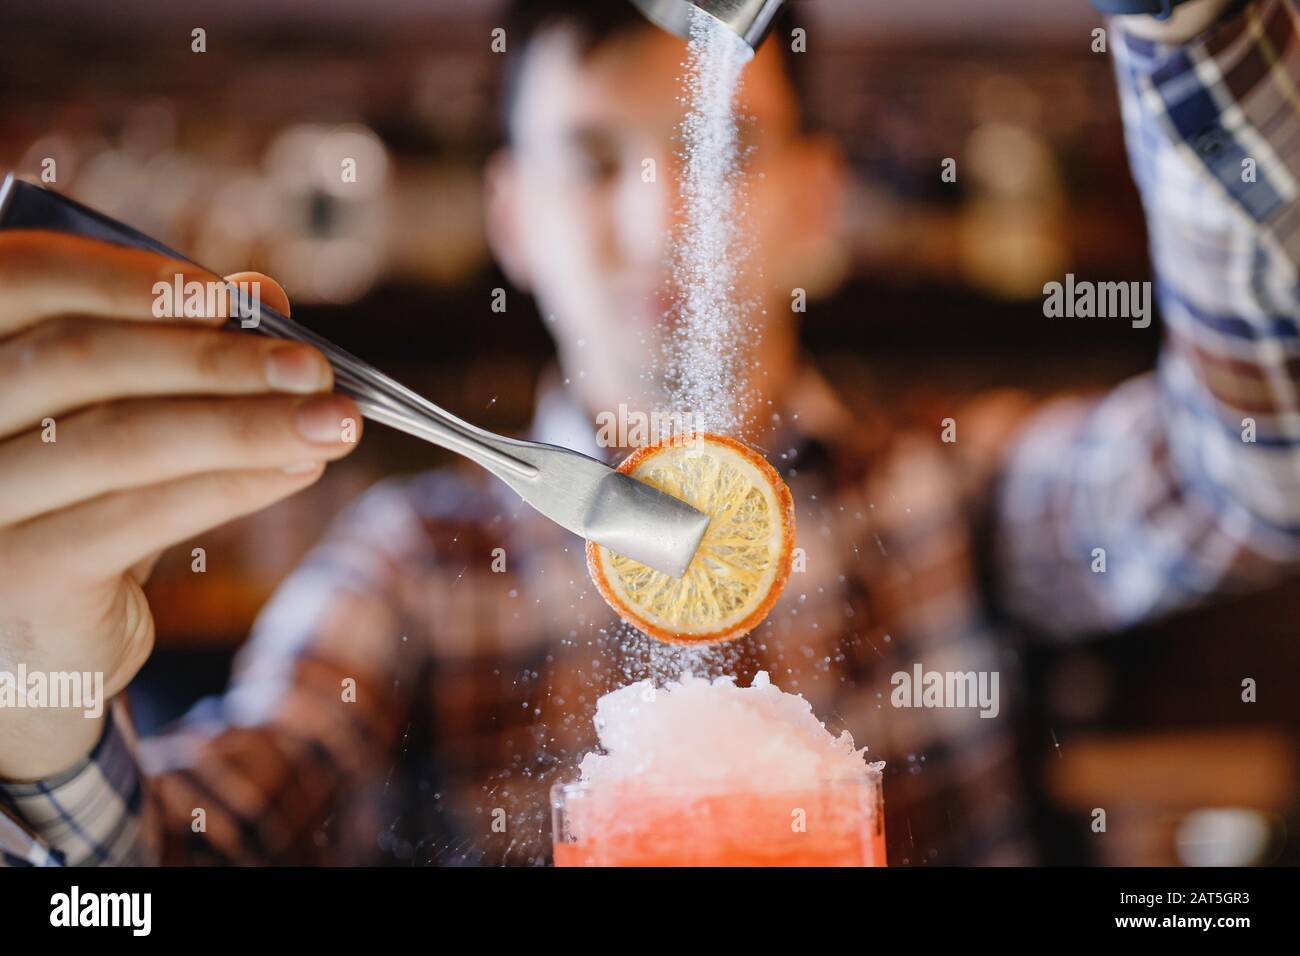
[995,0,1300,638]
[0,698,152,866]
[136,478,424,864]
[2,478,425,866]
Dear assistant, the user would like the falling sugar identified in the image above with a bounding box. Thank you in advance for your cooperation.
[663,6,755,437]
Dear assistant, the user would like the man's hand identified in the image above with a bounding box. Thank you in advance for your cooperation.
[1115,0,1235,44]
[0,231,361,781]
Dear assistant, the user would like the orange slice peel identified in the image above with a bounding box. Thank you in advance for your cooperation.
[587,432,796,645]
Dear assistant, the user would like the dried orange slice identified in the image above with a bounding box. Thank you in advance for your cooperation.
[587,432,796,645]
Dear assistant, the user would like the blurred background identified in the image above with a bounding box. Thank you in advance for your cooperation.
[1,0,1295,865]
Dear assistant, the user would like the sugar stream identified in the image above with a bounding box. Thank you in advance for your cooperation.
[645,8,755,685]
[661,5,755,440]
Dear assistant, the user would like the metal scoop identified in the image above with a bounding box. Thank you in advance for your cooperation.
[0,174,710,578]
[630,0,786,54]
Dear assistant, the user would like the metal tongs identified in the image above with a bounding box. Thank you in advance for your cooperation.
[0,175,710,577]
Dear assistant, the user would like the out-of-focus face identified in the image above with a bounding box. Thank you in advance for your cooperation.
[487,23,842,424]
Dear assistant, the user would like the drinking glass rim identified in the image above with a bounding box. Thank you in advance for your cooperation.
[550,769,883,806]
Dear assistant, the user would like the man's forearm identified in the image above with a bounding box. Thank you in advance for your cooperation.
[995,0,1300,637]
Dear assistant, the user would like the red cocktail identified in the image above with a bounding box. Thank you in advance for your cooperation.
[552,773,885,867]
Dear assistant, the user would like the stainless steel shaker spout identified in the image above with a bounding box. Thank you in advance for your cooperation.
[629,0,786,55]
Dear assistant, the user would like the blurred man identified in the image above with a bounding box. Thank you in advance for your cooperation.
[1,0,1289,865]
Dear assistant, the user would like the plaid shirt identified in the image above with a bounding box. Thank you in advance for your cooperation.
[6,1,1300,866]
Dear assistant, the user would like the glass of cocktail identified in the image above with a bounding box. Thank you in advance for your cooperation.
[553,670,885,866]
[551,770,885,867]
